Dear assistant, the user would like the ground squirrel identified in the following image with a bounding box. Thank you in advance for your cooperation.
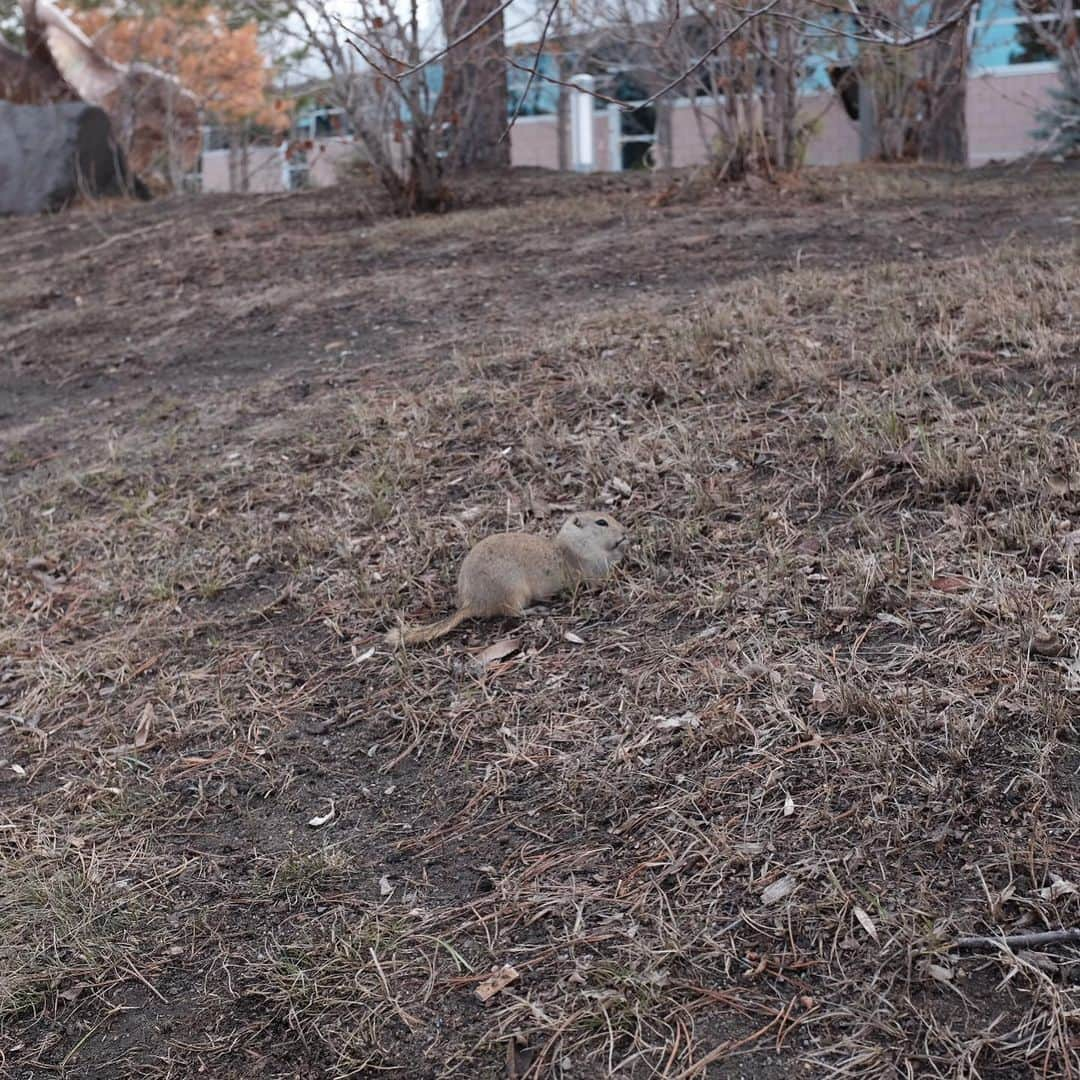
[386,511,629,646]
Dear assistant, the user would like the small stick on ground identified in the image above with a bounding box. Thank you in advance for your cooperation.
[952,928,1080,950]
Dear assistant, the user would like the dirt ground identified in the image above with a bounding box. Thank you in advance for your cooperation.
[2,162,1080,1078]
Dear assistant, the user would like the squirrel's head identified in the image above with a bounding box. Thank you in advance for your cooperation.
[559,511,629,571]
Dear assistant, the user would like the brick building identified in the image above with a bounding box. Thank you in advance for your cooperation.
[200,0,1068,191]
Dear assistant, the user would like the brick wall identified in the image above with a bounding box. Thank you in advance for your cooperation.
[966,69,1058,164]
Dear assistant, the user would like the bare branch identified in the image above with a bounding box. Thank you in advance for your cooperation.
[503,51,628,107]
[749,2,975,49]
[953,928,1080,951]
[341,27,400,85]
[631,0,783,110]
[370,0,520,83]
[845,0,979,47]
[499,0,560,142]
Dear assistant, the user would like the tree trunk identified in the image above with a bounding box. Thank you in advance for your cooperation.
[240,118,250,192]
[555,57,570,170]
[441,0,510,171]
[227,127,239,191]
[857,75,878,161]
[919,0,970,165]
[553,8,569,171]
[778,22,799,171]
[556,83,569,170]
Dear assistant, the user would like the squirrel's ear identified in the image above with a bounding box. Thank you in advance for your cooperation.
[572,516,582,528]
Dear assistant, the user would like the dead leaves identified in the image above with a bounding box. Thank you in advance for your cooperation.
[656,711,700,731]
[475,964,520,1003]
[760,875,797,906]
[469,637,521,673]
[308,800,335,828]
[465,627,594,676]
[134,702,154,748]
[929,574,975,593]
[925,961,954,984]
[852,906,879,943]
[96,700,162,759]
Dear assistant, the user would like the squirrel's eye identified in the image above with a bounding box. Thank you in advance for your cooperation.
[595,519,608,527]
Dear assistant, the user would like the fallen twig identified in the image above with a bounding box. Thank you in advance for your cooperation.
[952,928,1080,950]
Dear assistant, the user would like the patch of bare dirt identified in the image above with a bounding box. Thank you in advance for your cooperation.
[3,162,1077,467]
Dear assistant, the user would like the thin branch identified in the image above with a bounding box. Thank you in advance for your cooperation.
[342,30,400,85]
[336,16,406,74]
[503,51,634,109]
[845,0,979,47]
[499,0,560,142]
[952,928,1080,950]
[369,0,521,83]
[506,0,792,113]
[631,0,782,109]
[661,0,683,43]
[759,3,973,48]
[335,0,978,124]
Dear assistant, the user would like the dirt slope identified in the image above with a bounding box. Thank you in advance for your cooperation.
[2,164,1079,1078]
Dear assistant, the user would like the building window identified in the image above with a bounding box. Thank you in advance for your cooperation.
[971,0,1076,70]
[295,108,354,139]
[507,54,560,116]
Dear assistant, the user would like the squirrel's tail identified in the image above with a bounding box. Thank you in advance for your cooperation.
[386,607,475,647]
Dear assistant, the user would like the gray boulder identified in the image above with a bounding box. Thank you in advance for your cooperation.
[0,101,136,215]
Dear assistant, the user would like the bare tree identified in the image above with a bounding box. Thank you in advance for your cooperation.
[270,0,981,210]
[269,0,450,210]
[836,0,982,163]
[918,0,970,163]
[847,0,971,164]
[441,0,511,168]
[855,16,928,160]
[565,0,837,178]
[418,0,976,177]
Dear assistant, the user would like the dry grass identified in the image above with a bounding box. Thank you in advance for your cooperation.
[2,174,1080,1078]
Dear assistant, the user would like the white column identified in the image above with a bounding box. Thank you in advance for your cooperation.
[569,74,596,172]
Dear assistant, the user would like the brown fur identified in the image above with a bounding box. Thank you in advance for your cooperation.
[387,512,628,646]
